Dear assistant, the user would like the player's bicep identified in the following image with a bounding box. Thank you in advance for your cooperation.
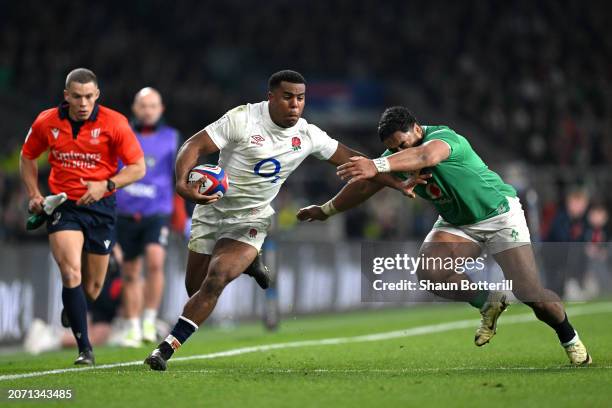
[183,129,221,155]
[421,139,451,166]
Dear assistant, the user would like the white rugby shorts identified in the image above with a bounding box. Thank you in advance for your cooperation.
[425,196,531,254]
[188,204,271,255]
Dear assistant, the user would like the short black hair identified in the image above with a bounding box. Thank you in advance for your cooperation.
[378,106,417,141]
[65,68,98,89]
[268,70,306,91]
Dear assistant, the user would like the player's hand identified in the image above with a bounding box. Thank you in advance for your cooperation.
[337,156,378,183]
[28,194,45,214]
[400,172,431,198]
[77,178,107,206]
[176,181,220,205]
[296,205,329,222]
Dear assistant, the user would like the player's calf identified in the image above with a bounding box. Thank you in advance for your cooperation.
[145,269,233,370]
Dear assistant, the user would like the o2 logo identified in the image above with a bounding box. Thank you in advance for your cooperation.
[254,158,281,183]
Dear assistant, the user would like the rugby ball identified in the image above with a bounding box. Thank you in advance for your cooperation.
[188,164,229,197]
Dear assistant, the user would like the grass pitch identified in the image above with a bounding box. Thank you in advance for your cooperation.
[1,302,611,407]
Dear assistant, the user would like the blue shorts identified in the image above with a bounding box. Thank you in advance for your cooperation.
[47,195,117,255]
[116,214,170,260]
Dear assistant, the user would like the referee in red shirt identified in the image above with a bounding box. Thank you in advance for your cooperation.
[20,68,145,365]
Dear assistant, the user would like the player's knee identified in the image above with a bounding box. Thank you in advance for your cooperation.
[59,262,82,287]
[512,283,541,303]
[123,274,138,284]
[146,262,164,277]
[416,266,449,284]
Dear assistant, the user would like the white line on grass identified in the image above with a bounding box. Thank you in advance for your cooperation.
[1,302,611,382]
[70,366,612,376]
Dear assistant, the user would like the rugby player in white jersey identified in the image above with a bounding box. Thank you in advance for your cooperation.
[145,70,425,370]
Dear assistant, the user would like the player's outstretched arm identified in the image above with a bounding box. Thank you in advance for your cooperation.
[175,129,221,205]
[19,153,44,214]
[337,140,450,183]
[297,180,383,222]
[326,142,424,195]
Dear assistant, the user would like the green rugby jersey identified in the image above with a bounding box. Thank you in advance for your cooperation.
[381,125,516,226]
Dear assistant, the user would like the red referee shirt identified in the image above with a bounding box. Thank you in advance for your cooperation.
[22,102,144,201]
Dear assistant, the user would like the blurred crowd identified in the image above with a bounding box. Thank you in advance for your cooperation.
[1,0,611,241]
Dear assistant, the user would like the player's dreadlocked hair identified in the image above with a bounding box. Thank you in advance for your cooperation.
[378,107,418,141]
[268,70,306,91]
[65,68,98,88]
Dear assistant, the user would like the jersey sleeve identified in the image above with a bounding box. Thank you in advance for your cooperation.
[424,128,464,161]
[308,124,339,160]
[204,105,247,149]
[114,117,144,164]
[21,118,48,160]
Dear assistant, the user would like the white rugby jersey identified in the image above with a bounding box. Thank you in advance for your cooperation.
[196,101,338,217]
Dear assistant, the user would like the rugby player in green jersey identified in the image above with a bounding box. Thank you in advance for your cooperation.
[297,106,591,366]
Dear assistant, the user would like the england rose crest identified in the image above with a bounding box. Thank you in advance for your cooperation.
[291,136,302,151]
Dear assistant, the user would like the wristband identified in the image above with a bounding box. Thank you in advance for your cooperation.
[320,200,339,216]
[372,157,391,173]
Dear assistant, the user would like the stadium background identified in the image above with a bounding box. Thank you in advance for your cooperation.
[0,0,611,346]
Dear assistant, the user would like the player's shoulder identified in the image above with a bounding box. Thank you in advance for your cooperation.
[32,107,59,127]
[97,105,130,126]
[423,125,464,143]
[226,103,250,121]
[296,117,327,138]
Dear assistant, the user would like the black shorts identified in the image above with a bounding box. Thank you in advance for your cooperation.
[46,195,117,255]
[116,214,170,261]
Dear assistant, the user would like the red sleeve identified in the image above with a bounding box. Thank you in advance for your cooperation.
[170,193,188,233]
[21,118,48,159]
[113,116,143,164]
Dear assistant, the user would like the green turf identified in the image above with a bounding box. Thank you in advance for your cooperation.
[1,302,611,407]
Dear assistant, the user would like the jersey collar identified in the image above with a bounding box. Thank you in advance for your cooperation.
[58,101,100,122]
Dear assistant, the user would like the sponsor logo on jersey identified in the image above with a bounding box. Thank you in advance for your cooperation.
[250,135,265,146]
[425,183,442,199]
[90,128,101,144]
[248,228,258,239]
[123,183,157,199]
[291,136,302,151]
[51,128,60,140]
[51,149,101,169]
